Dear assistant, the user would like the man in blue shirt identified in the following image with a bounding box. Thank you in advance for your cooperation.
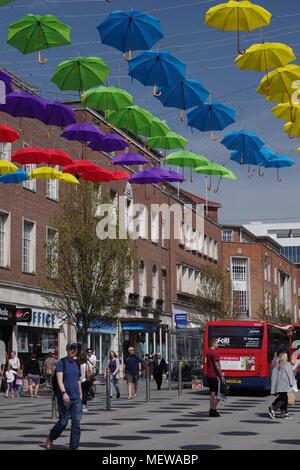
[125,346,141,399]
[45,342,82,450]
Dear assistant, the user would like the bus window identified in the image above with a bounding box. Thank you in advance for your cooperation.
[267,327,291,363]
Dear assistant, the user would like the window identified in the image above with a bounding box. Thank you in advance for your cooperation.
[162,269,167,303]
[203,236,208,256]
[0,212,10,268]
[137,204,147,239]
[46,228,58,278]
[222,229,233,242]
[23,220,36,274]
[152,265,159,305]
[23,164,36,192]
[214,241,219,261]
[139,260,147,303]
[124,183,133,235]
[208,238,214,259]
[0,143,11,161]
[197,232,203,254]
[231,257,249,315]
[274,267,277,285]
[46,168,59,201]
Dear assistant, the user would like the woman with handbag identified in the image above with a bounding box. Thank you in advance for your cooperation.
[268,350,297,420]
[79,353,92,412]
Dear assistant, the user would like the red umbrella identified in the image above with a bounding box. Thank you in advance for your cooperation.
[0,125,20,143]
[12,146,49,165]
[111,170,130,181]
[80,168,114,183]
[47,149,73,166]
[62,160,99,175]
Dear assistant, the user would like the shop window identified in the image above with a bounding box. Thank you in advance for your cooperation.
[0,143,11,161]
[46,167,59,201]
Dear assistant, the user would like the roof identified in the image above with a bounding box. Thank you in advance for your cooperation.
[179,188,221,208]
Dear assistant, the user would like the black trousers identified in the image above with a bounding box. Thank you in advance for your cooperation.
[153,373,163,390]
[81,381,90,406]
[272,392,288,413]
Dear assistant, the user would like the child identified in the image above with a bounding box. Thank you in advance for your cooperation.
[5,366,17,398]
[15,369,23,397]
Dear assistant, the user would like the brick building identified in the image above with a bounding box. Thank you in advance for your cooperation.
[0,71,222,372]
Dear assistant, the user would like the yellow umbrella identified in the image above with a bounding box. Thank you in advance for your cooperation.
[205,0,271,54]
[271,102,300,122]
[297,147,300,154]
[283,122,300,139]
[235,42,295,74]
[29,166,62,180]
[0,160,18,174]
[57,172,80,184]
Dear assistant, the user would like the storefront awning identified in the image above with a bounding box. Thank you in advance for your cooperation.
[121,319,159,332]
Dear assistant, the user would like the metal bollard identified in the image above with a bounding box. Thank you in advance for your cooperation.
[178,361,183,397]
[167,329,172,392]
[106,368,111,411]
[145,365,150,403]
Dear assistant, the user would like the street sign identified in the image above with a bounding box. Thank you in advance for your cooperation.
[175,313,188,329]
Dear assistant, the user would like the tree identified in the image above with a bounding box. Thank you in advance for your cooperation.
[41,182,136,349]
[191,265,233,327]
[256,293,294,324]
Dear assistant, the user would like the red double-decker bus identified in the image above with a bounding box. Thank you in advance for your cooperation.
[203,320,294,391]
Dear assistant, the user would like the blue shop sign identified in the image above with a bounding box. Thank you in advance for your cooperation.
[175,313,188,329]
[121,322,157,332]
[88,319,116,334]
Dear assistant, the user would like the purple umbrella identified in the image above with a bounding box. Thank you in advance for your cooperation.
[88,132,128,153]
[147,167,184,182]
[42,101,77,127]
[129,168,163,184]
[0,91,46,120]
[112,151,149,166]
[0,70,13,96]
[61,123,102,143]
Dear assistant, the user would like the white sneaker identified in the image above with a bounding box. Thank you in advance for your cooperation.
[268,407,276,420]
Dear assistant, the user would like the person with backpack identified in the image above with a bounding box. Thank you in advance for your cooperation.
[45,342,82,450]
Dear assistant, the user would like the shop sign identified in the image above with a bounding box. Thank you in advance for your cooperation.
[175,313,188,329]
[23,309,59,329]
[0,304,16,323]
[15,308,32,323]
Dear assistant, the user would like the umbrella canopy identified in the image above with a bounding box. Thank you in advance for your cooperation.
[235,42,296,72]
[98,9,163,58]
[156,79,209,116]
[128,51,186,95]
[195,162,236,178]
[42,101,76,127]
[230,148,269,166]
[7,14,71,64]
[221,130,264,153]
[147,131,188,151]
[62,160,99,175]
[145,117,170,138]
[111,170,130,181]
[61,123,102,143]
[271,102,300,122]
[256,64,300,104]
[112,152,149,166]
[12,146,49,165]
[81,86,133,113]
[46,149,73,166]
[283,122,300,139]
[57,172,80,184]
[205,1,271,54]
[166,151,209,168]
[0,125,19,143]
[88,132,128,153]
[51,57,111,92]
[80,167,114,183]
[0,91,46,120]
[107,105,153,136]
[187,102,235,131]
[0,170,28,184]
[0,160,17,174]
[129,168,164,184]
[261,149,294,168]
[147,167,185,182]
[0,70,13,94]
[29,166,62,180]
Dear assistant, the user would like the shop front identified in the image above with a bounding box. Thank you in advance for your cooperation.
[0,304,16,359]
[87,319,117,374]
[120,319,169,360]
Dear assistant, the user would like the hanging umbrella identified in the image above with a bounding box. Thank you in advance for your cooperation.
[7,14,71,64]
[156,79,209,121]
[88,132,128,153]
[146,131,188,152]
[0,160,17,174]
[145,117,169,138]
[62,160,99,175]
[187,102,235,133]
[129,168,163,184]
[0,125,19,142]
[57,173,80,184]
[42,101,76,128]
[205,0,271,54]
[271,102,300,122]
[51,57,111,93]
[0,170,28,184]
[98,9,163,60]
[111,170,130,181]
[0,92,46,127]
[147,167,185,182]
[112,152,149,166]
[61,123,102,143]
[81,86,133,115]
[221,130,264,159]
[0,70,13,94]
[128,51,186,96]
[80,167,115,183]
[230,148,269,177]
[12,146,49,165]
[46,149,73,166]
[195,162,236,192]
[166,151,209,168]
[256,64,300,109]
[283,122,300,139]
[261,148,294,182]
[29,167,63,180]
[107,105,153,136]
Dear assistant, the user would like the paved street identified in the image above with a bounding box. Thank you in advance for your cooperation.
[0,381,300,450]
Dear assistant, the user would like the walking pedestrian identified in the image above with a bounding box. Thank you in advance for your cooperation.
[43,353,57,392]
[206,338,225,417]
[45,341,82,450]
[8,351,20,394]
[24,354,41,398]
[108,351,120,399]
[5,365,16,398]
[79,352,91,413]
[141,354,152,380]
[268,350,297,420]
[86,348,97,400]
[152,352,167,391]
[15,368,24,397]
[124,347,141,400]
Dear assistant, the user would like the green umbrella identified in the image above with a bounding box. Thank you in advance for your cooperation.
[1,1,15,4]
[195,162,236,192]
[51,56,110,93]
[166,151,209,167]
[107,105,153,136]
[81,86,133,115]
[147,131,188,151]
[7,14,71,64]
[144,117,170,138]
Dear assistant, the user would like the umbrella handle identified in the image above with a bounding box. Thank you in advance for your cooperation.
[237,16,246,55]
[214,176,222,193]
[277,168,282,183]
[247,166,253,178]
[207,175,212,191]
[153,84,162,97]
[123,51,132,61]
[210,131,218,141]
[38,51,48,65]
[288,126,294,139]
[258,166,264,177]
[180,110,184,123]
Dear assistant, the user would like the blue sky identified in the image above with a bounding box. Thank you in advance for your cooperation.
[1,0,300,223]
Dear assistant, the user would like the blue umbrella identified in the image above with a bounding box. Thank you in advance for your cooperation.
[155,79,209,121]
[0,170,29,184]
[98,10,163,59]
[221,130,264,154]
[128,51,186,96]
[230,148,270,178]
[187,102,235,132]
[260,147,294,182]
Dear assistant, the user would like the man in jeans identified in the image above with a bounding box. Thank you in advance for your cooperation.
[45,342,82,450]
[206,338,225,417]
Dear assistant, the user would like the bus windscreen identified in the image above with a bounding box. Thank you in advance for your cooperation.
[208,326,264,349]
